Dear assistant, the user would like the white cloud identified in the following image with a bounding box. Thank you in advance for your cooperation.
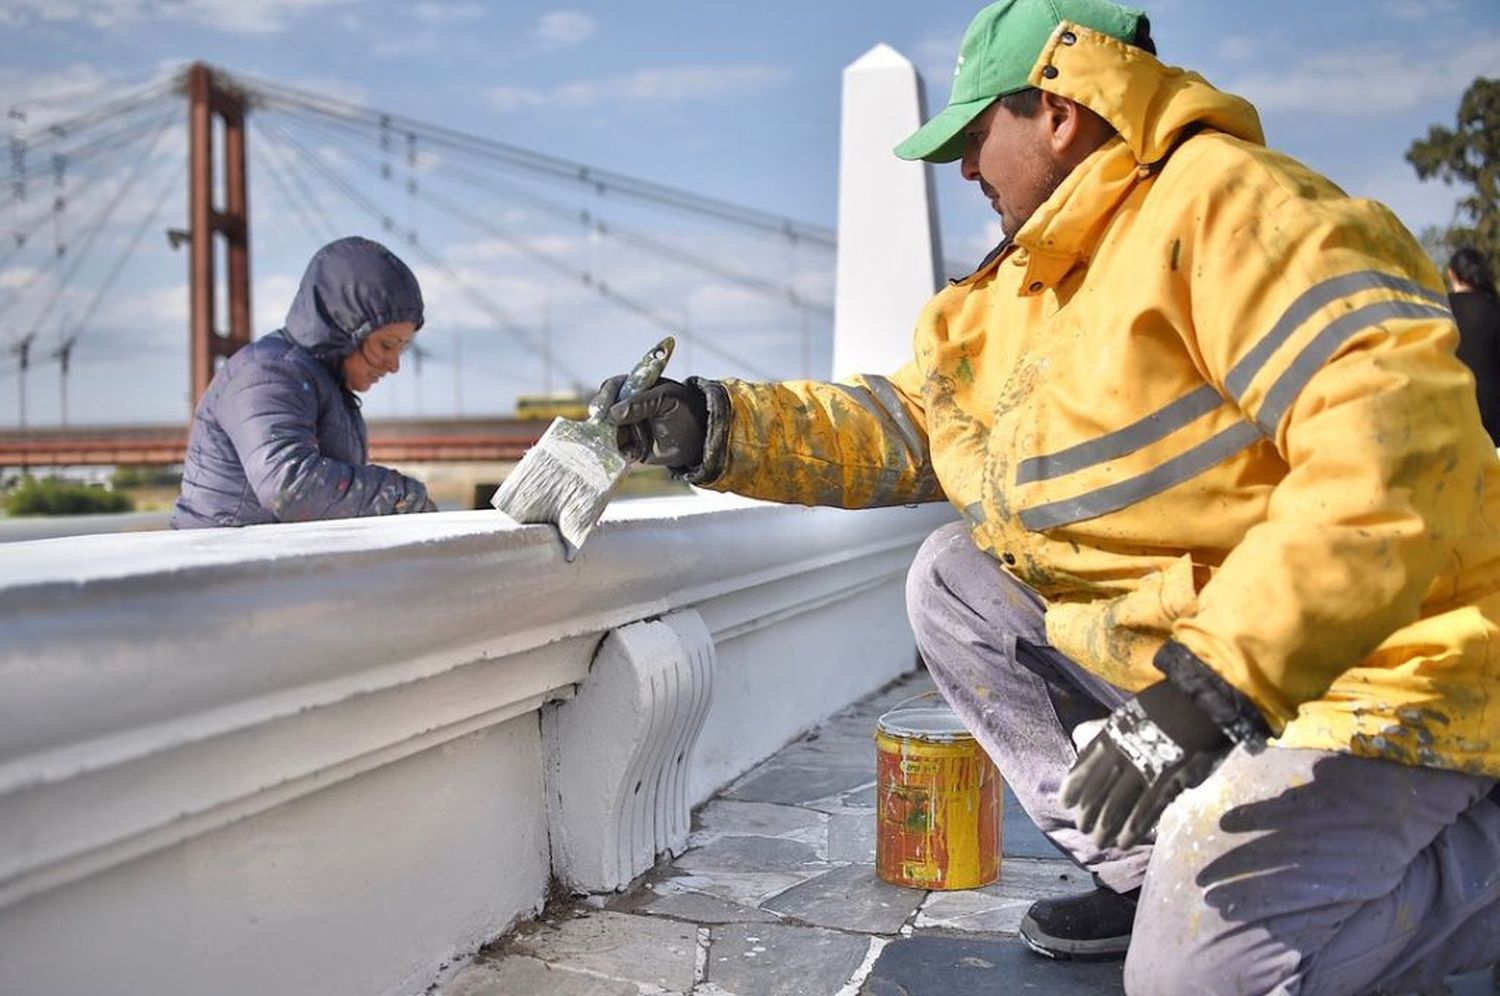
[914,32,964,102]
[0,0,355,35]
[1381,0,1460,20]
[1215,36,1257,62]
[531,10,596,49]
[252,273,301,334]
[0,265,44,290]
[487,64,790,114]
[1222,34,1500,115]
[0,64,113,113]
[412,1,484,25]
[371,33,442,58]
[100,282,187,347]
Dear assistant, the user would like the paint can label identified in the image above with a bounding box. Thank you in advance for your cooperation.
[874,713,1001,891]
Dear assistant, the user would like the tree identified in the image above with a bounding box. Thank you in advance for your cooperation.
[1406,77,1500,268]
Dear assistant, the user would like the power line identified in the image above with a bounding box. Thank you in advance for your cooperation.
[0,108,178,265]
[1,115,175,340]
[58,161,185,352]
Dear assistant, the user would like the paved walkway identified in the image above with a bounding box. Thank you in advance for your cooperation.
[442,669,1497,996]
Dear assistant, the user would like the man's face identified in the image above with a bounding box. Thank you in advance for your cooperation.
[960,100,1069,240]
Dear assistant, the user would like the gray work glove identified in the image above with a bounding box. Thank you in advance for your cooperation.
[590,374,708,470]
[1060,677,1230,850]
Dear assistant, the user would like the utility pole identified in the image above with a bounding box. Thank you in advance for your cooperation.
[182,62,252,415]
[51,335,75,426]
[10,332,35,428]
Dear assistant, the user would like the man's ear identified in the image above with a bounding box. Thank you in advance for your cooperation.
[1041,91,1110,166]
[1040,91,1082,156]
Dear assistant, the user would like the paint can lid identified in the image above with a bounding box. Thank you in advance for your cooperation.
[876,704,974,743]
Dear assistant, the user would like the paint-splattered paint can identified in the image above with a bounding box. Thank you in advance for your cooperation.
[875,703,1001,890]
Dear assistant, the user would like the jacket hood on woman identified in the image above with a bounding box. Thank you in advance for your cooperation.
[283,236,425,365]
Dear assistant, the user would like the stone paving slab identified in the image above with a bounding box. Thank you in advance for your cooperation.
[443,953,641,996]
[722,761,875,806]
[826,810,876,863]
[607,875,782,925]
[862,934,1125,995]
[693,799,830,841]
[494,909,699,993]
[706,921,873,996]
[1002,784,1064,860]
[761,863,925,934]
[673,834,826,877]
[663,868,821,909]
[915,857,1093,935]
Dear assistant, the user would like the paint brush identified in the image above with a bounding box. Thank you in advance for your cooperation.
[491,336,675,560]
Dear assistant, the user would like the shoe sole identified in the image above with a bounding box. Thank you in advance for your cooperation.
[1018,913,1130,962]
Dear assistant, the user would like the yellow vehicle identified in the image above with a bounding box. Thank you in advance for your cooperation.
[513,392,589,421]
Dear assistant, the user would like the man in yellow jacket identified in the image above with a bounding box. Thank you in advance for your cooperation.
[599,0,1500,989]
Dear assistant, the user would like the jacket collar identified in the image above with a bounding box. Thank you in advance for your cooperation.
[999,23,1265,294]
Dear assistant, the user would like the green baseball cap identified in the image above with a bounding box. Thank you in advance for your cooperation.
[894,0,1145,163]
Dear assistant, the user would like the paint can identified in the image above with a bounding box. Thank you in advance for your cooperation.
[874,700,1001,890]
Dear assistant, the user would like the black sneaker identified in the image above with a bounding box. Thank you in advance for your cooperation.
[1019,886,1140,961]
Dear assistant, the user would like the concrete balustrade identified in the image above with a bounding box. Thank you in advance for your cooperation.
[0,495,953,994]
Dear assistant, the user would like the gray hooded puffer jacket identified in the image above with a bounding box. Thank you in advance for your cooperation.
[171,237,433,528]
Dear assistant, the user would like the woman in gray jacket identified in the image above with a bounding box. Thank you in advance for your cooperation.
[172,237,437,528]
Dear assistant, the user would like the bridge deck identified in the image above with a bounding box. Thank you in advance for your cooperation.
[0,417,547,466]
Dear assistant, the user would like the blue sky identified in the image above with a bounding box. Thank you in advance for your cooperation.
[1,0,1497,426]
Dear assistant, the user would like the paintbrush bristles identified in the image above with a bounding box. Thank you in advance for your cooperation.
[491,335,675,559]
[491,416,631,558]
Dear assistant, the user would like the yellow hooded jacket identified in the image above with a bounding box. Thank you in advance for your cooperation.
[704,25,1500,776]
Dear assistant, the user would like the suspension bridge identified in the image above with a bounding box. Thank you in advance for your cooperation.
[0,62,839,466]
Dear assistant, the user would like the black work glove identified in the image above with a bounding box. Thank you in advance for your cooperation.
[1060,678,1230,850]
[590,374,708,470]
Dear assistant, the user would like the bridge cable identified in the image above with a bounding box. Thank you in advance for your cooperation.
[268,114,780,380]
[257,116,584,389]
[249,117,340,247]
[275,106,833,317]
[234,72,836,250]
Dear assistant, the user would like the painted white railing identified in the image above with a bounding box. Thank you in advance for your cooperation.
[0,43,944,996]
[0,495,951,995]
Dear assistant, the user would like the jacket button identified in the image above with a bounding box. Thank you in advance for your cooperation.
[1042,65,1059,79]
[1060,31,1077,45]
[1002,552,1017,566]
[1028,281,1044,292]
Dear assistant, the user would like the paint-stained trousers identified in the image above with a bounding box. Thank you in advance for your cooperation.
[906,522,1500,995]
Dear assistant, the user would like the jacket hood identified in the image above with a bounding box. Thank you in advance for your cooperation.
[282,237,424,362]
[1005,23,1265,272]
[1036,22,1264,163]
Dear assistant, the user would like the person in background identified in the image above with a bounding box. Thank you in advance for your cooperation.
[1448,246,1500,445]
[596,0,1500,991]
[172,236,437,528]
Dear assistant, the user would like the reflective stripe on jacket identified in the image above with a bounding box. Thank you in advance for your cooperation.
[709,24,1500,776]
